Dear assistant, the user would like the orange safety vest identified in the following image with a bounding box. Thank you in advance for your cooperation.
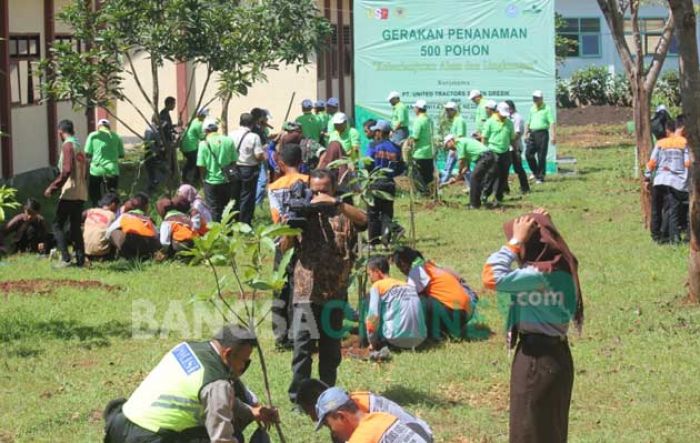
[165,212,197,243]
[424,261,470,313]
[120,211,157,237]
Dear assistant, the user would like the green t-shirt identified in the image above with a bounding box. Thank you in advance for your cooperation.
[410,113,433,159]
[181,119,204,153]
[85,128,124,177]
[475,100,489,134]
[328,127,361,154]
[196,134,237,185]
[455,137,488,164]
[316,111,330,135]
[391,102,410,131]
[482,115,515,154]
[295,112,322,142]
[450,115,468,138]
[528,104,555,131]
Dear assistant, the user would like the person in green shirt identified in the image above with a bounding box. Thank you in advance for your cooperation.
[469,89,490,137]
[325,97,340,134]
[481,102,516,205]
[328,112,361,156]
[314,100,330,144]
[295,99,323,143]
[444,134,496,209]
[85,119,125,207]
[180,107,208,185]
[439,101,468,184]
[387,91,410,145]
[408,100,434,193]
[525,90,556,183]
[196,119,237,222]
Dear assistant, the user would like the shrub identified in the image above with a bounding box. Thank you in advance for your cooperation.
[556,78,575,108]
[569,66,610,106]
[606,74,632,107]
[652,69,681,116]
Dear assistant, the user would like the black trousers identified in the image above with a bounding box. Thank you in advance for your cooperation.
[422,297,469,340]
[367,179,396,245]
[469,151,496,209]
[510,335,573,443]
[288,302,345,403]
[651,185,688,243]
[109,231,160,260]
[204,182,232,223]
[53,199,85,265]
[484,153,511,202]
[525,130,549,181]
[181,150,200,185]
[415,159,434,194]
[511,148,530,193]
[272,249,296,346]
[89,175,119,207]
[231,165,260,226]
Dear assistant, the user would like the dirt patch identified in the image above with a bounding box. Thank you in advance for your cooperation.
[467,382,509,413]
[0,430,16,443]
[1,279,120,297]
[341,334,370,360]
[558,105,632,127]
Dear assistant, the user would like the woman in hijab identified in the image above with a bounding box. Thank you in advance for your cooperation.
[482,208,583,443]
[177,184,212,224]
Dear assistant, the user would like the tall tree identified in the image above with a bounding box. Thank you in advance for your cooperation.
[43,0,328,179]
[667,0,700,302]
[596,0,675,223]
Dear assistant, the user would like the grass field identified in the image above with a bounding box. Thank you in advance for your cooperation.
[1,124,699,442]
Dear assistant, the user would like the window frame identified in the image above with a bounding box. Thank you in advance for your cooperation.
[558,17,602,59]
[9,33,42,108]
[624,17,679,57]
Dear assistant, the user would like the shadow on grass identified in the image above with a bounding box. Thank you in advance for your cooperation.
[380,385,455,407]
[0,318,132,350]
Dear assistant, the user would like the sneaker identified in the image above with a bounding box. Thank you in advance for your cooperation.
[53,260,74,269]
[528,174,536,181]
[535,179,544,184]
[369,346,392,362]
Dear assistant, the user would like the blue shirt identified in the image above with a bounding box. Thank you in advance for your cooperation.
[368,139,404,178]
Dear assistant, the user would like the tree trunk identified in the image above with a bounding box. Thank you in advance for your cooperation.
[221,92,233,134]
[632,81,653,227]
[669,0,700,303]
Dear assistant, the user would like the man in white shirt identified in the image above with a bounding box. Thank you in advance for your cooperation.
[229,113,265,225]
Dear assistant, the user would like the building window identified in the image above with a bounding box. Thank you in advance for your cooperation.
[559,18,601,58]
[9,35,42,106]
[54,34,85,53]
[624,17,679,56]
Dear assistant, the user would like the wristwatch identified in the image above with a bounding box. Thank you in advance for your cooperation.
[508,238,522,247]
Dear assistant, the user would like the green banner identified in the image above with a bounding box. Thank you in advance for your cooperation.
[353,0,557,173]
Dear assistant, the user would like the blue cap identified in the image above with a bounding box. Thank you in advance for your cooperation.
[302,99,313,109]
[314,99,325,108]
[314,387,351,431]
[370,119,391,132]
[326,97,339,108]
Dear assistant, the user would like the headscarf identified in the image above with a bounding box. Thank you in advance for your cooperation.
[318,141,350,188]
[503,212,584,332]
[178,184,199,204]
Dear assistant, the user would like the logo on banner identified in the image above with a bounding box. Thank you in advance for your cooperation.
[375,7,389,20]
[505,4,519,17]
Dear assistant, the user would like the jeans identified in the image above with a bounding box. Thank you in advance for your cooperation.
[525,130,549,181]
[440,151,457,184]
[469,151,496,208]
[288,302,345,403]
[390,127,408,146]
[255,164,268,206]
[53,199,85,265]
[231,165,260,226]
[181,150,200,185]
[88,174,118,207]
[367,179,396,245]
[204,182,232,223]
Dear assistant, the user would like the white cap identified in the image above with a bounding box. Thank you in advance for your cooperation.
[656,104,667,113]
[197,107,209,117]
[485,100,497,110]
[532,90,544,98]
[98,118,110,128]
[468,90,481,100]
[387,91,400,101]
[331,112,348,125]
[497,102,511,117]
[443,134,456,144]
[203,118,219,131]
[413,99,427,110]
[444,101,457,110]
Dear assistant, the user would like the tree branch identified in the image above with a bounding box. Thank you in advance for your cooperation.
[631,1,645,77]
[644,12,676,91]
[597,0,636,77]
[124,50,155,110]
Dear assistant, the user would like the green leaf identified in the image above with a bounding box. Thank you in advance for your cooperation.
[248,279,274,291]
[261,224,301,238]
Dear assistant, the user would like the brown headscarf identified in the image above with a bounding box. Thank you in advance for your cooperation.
[503,212,584,332]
